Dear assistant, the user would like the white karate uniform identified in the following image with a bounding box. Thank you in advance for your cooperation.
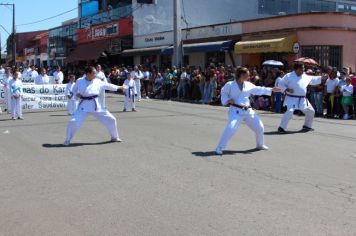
[123,79,137,110]
[217,80,272,150]
[31,70,39,82]
[278,71,322,129]
[9,78,23,119]
[132,70,143,100]
[96,71,108,83]
[1,75,12,112]
[65,77,120,142]
[65,82,77,115]
[35,74,50,85]
[53,71,64,84]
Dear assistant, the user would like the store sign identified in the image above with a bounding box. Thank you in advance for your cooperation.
[24,48,35,56]
[134,31,173,48]
[185,23,242,40]
[78,18,133,44]
[134,22,242,48]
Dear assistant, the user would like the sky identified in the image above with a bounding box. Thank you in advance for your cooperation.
[0,0,78,53]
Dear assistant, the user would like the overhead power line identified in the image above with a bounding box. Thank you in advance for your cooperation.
[16,7,78,27]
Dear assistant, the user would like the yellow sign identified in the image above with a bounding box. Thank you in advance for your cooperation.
[235,34,297,54]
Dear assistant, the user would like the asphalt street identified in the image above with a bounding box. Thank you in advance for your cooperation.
[0,95,356,236]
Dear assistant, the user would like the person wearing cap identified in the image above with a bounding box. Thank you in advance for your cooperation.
[215,67,281,155]
[277,63,324,133]
[64,66,126,146]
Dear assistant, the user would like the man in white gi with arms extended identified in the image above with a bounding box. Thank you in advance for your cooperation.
[215,67,280,155]
[64,66,126,146]
[277,63,324,134]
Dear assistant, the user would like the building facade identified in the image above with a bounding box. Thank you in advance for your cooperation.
[48,19,78,67]
[124,0,356,70]
[65,0,133,65]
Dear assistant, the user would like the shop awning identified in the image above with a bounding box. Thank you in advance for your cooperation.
[234,34,297,54]
[184,40,234,53]
[121,46,172,57]
[163,40,234,55]
[65,40,109,63]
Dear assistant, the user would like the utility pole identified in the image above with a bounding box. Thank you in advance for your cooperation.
[12,4,15,65]
[173,0,182,67]
[0,3,15,65]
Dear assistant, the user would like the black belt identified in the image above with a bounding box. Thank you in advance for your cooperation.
[286,94,306,98]
[286,93,308,107]
[231,104,252,110]
[79,95,99,111]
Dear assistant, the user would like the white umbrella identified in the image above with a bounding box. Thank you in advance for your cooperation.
[262,60,284,67]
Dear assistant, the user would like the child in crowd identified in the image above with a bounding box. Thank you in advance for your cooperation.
[123,70,137,112]
[65,74,77,115]
[340,77,354,120]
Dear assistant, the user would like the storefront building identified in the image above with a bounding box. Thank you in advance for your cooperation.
[123,22,243,68]
[65,17,133,65]
[237,12,356,70]
[48,19,78,67]
[23,32,49,67]
[124,12,355,71]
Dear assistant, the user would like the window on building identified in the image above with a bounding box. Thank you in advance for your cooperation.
[301,0,336,12]
[301,45,342,69]
[338,3,356,13]
[258,0,298,15]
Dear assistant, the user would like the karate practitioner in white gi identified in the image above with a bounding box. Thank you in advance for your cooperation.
[215,67,280,155]
[35,68,50,85]
[65,74,77,115]
[53,66,64,84]
[30,66,39,82]
[277,63,323,133]
[132,65,143,101]
[9,72,23,120]
[1,68,13,113]
[64,66,125,146]
[123,69,137,112]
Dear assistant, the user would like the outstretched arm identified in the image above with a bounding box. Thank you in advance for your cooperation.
[250,85,274,96]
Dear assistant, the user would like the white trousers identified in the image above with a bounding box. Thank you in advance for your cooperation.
[11,97,22,119]
[124,95,135,109]
[279,104,315,130]
[217,108,265,150]
[65,110,119,142]
[134,79,141,100]
[67,100,77,115]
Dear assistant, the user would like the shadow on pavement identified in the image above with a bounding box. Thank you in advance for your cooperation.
[42,141,113,148]
[192,149,260,157]
[49,115,70,117]
[264,130,307,135]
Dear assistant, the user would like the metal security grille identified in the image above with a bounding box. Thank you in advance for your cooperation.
[301,45,342,69]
